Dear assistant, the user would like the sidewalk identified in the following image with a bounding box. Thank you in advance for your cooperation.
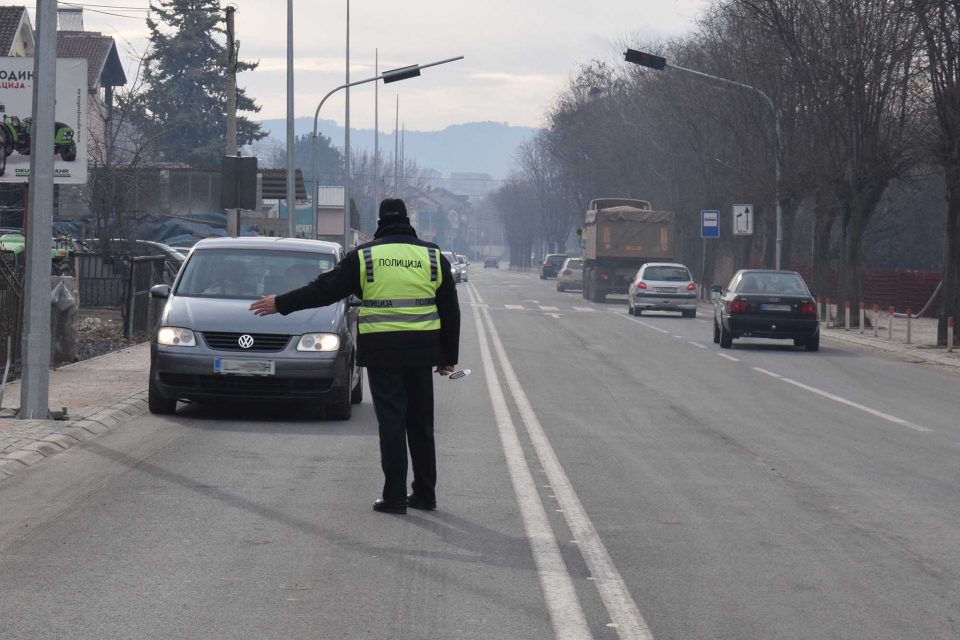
[0,343,150,481]
[819,309,960,370]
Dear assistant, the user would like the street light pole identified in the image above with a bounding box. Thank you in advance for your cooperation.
[285,0,296,238]
[308,56,464,251]
[343,0,350,251]
[624,49,784,269]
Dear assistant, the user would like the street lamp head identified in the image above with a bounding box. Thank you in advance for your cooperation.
[383,65,421,84]
[624,48,667,71]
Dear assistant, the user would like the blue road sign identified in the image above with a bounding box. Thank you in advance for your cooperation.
[701,210,720,238]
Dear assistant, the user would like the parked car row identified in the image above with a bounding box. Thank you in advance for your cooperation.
[548,259,821,352]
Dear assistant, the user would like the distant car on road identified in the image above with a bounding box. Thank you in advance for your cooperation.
[484,257,499,269]
[712,269,820,351]
[148,237,363,418]
[539,253,567,279]
[441,251,462,284]
[456,254,469,282]
[628,262,698,318]
[556,257,583,292]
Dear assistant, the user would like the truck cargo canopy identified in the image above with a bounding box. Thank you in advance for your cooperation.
[586,207,673,225]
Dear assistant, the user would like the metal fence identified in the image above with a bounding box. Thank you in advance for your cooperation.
[125,256,167,340]
[75,252,175,340]
[0,258,23,379]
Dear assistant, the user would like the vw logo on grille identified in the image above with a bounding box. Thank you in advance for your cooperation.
[238,334,255,349]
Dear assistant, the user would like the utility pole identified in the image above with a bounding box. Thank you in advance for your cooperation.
[285,0,296,238]
[18,0,57,420]
[224,5,239,237]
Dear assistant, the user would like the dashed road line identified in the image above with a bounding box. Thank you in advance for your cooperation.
[688,342,707,349]
[505,305,525,310]
[781,377,933,433]
[540,305,560,311]
[753,367,783,379]
[716,353,740,362]
[573,307,596,312]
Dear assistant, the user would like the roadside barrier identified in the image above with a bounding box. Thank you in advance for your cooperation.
[888,306,895,339]
[859,302,865,334]
[826,297,833,326]
[906,308,913,345]
[949,317,955,353]
[873,304,879,337]
[817,297,823,323]
[844,300,851,330]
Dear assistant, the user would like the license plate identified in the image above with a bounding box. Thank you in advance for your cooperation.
[214,358,275,376]
[761,304,792,312]
[656,287,678,294]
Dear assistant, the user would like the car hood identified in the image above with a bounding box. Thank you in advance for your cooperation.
[162,295,343,334]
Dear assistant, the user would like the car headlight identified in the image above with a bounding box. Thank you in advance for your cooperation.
[157,326,196,346]
[297,333,340,352]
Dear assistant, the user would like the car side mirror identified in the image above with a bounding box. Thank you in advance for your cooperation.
[150,284,171,299]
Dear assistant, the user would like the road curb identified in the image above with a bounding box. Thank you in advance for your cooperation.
[0,390,149,484]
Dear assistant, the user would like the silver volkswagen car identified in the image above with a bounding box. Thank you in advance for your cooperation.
[148,237,362,419]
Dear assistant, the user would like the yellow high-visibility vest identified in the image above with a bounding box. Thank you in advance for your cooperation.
[358,244,442,334]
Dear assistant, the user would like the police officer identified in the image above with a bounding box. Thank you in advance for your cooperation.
[250,198,460,515]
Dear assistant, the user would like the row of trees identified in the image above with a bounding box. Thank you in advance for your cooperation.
[488,0,959,341]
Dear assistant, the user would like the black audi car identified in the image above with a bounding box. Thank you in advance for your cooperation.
[712,269,820,351]
[147,237,363,419]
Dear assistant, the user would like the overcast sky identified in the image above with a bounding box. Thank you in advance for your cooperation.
[58,0,709,132]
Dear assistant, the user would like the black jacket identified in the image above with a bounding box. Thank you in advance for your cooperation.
[275,221,460,368]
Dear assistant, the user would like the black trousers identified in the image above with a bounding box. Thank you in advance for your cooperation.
[366,366,436,504]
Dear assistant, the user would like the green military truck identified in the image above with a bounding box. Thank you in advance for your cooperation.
[580,198,676,303]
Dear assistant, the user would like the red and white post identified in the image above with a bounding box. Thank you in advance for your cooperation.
[872,304,879,337]
[817,297,823,323]
[906,308,913,345]
[844,300,851,330]
[826,298,833,327]
[858,302,865,334]
[888,306,895,340]
[949,317,955,353]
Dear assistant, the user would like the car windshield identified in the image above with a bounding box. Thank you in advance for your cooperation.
[737,272,809,294]
[643,266,691,281]
[545,255,565,263]
[175,248,337,299]
[566,259,583,269]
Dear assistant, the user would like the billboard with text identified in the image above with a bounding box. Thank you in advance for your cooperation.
[0,57,88,184]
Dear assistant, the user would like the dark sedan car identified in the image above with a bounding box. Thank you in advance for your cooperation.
[712,269,820,351]
[147,237,363,419]
[539,253,567,279]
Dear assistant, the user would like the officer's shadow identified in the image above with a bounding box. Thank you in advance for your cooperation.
[399,509,586,577]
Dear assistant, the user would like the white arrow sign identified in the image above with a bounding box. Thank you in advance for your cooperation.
[733,204,754,236]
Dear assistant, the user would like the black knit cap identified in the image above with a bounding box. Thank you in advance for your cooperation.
[378,198,409,221]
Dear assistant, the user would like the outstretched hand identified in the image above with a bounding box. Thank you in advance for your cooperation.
[250,295,278,316]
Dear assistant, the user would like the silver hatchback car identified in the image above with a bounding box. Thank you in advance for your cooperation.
[627,262,698,318]
[147,237,363,419]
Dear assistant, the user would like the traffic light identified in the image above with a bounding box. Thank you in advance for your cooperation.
[624,49,667,71]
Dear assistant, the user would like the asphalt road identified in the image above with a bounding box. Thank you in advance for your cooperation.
[1,266,960,639]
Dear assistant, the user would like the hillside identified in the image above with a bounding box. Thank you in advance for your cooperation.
[256,119,537,180]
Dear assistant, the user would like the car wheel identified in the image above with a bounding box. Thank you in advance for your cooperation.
[719,322,733,349]
[327,386,353,420]
[148,379,177,415]
[351,367,364,404]
[683,310,696,319]
[633,307,641,316]
[793,337,804,348]
[713,320,721,344]
[557,283,565,292]
[805,333,820,352]
[539,273,545,280]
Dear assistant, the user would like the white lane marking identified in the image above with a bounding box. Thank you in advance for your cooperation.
[688,342,707,349]
[466,284,593,639]
[717,353,740,362]
[672,335,683,339]
[540,305,560,311]
[753,367,783,379]
[505,305,525,310]
[547,313,563,319]
[480,305,654,640]
[781,377,933,433]
[524,299,540,304]
[574,307,596,312]
[613,313,671,334]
